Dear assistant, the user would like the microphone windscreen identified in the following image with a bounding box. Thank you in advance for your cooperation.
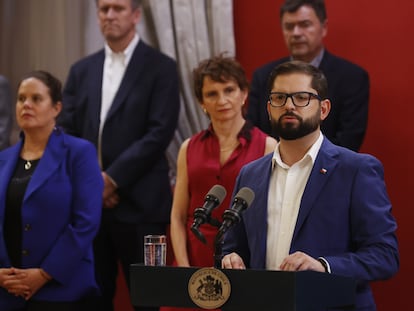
[234,187,255,207]
[206,184,227,204]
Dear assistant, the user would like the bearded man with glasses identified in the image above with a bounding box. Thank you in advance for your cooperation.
[222,61,399,311]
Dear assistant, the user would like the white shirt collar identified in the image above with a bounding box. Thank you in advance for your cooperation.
[290,48,325,68]
[272,131,324,170]
[104,33,140,65]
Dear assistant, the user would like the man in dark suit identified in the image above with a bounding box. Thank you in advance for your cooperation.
[222,61,398,311]
[0,75,12,151]
[58,0,180,310]
[248,0,369,151]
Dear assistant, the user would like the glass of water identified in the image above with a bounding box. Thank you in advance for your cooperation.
[144,235,167,266]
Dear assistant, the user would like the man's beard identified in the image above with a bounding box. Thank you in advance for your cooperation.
[270,110,321,140]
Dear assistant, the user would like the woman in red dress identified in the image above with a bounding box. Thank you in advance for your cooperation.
[162,55,276,311]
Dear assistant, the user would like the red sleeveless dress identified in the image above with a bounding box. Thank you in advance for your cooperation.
[161,124,268,311]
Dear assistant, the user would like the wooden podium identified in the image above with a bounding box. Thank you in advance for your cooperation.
[130,264,355,310]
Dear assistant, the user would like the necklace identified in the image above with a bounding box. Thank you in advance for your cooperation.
[24,160,32,170]
[220,141,239,153]
[21,145,44,170]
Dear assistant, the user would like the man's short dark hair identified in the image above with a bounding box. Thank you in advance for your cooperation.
[130,0,142,10]
[267,61,328,100]
[280,0,327,23]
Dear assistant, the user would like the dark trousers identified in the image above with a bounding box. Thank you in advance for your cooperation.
[93,210,167,311]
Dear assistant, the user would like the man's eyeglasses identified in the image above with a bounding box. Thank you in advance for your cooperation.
[269,91,322,107]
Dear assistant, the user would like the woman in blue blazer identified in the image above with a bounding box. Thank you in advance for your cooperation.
[0,71,103,311]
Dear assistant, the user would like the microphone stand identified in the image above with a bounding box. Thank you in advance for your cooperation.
[190,207,224,268]
[213,230,225,269]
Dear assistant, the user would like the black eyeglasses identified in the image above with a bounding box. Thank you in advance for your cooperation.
[269,91,322,107]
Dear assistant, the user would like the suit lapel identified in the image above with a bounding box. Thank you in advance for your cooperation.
[291,139,339,242]
[318,50,332,73]
[242,154,273,268]
[0,143,22,215]
[24,130,67,201]
[255,161,273,266]
[88,51,105,136]
[106,41,149,121]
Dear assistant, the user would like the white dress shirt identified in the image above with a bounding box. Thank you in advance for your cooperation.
[266,133,324,270]
[98,34,139,166]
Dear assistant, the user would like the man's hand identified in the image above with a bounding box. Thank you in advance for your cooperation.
[102,172,119,208]
[221,252,246,269]
[279,251,325,272]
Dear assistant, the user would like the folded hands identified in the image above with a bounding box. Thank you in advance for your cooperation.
[0,267,51,300]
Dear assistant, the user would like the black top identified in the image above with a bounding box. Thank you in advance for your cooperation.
[4,157,40,267]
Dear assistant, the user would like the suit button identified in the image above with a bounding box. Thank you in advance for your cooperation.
[24,224,32,231]
[22,250,29,256]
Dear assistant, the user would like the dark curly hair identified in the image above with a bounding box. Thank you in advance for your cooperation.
[193,54,249,103]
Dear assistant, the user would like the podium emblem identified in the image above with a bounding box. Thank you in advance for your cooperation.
[188,267,231,309]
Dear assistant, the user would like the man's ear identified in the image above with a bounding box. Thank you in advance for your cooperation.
[320,99,331,121]
[267,101,272,121]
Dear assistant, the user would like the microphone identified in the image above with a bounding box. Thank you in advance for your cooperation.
[218,187,255,236]
[191,185,227,244]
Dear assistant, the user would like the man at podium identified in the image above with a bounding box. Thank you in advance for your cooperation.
[221,61,399,311]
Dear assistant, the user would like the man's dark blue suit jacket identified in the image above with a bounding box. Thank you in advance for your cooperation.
[59,40,180,224]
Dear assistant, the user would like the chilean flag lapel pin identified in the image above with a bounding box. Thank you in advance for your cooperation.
[320,168,327,174]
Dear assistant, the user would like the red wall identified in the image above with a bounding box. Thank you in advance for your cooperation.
[234,1,414,310]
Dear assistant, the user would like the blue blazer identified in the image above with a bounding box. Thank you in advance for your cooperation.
[247,50,370,151]
[0,130,103,310]
[0,75,12,150]
[223,137,399,310]
[59,40,180,224]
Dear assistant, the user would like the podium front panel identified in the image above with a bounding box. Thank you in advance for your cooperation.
[130,264,355,311]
